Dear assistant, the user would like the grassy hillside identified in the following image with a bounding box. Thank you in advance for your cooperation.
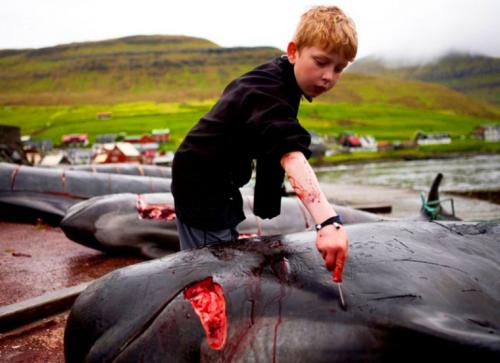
[0,36,499,160]
[349,53,500,106]
[0,35,282,104]
[1,99,498,154]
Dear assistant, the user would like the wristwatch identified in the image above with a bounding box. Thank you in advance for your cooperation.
[315,215,343,231]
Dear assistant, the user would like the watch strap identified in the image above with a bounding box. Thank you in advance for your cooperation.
[315,215,343,231]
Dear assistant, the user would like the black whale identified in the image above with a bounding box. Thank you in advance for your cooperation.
[0,162,171,224]
[60,192,381,257]
[64,221,500,362]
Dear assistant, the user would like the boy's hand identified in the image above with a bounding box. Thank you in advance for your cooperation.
[315,225,349,282]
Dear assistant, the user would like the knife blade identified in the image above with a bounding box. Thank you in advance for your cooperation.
[337,282,347,311]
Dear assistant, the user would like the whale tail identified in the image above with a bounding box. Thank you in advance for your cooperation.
[421,173,459,221]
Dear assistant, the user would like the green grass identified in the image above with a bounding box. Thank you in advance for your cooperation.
[319,140,500,164]
[299,102,498,141]
[0,101,210,150]
[2,101,498,159]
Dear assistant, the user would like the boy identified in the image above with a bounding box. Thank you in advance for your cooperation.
[172,5,357,282]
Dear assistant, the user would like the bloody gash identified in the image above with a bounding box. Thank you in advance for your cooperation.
[184,277,227,350]
[137,194,176,221]
[64,221,500,362]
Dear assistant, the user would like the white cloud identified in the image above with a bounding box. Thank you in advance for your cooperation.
[0,0,499,60]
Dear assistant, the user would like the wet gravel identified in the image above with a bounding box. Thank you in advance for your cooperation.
[0,221,145,306]
[0,313,67,363]
[0,221,147,362]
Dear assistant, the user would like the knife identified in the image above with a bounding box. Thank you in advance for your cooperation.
[337,282,347,311]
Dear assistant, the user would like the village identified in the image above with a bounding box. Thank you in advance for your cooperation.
[1,119,499,167]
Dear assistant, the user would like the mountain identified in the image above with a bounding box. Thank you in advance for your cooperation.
[349,53,500,106]
[0,36,498,120]
[0,35,282,104]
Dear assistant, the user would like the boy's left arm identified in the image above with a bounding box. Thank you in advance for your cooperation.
[280,151,348,282]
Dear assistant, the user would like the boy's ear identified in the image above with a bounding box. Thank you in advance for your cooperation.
[287,42,298,64]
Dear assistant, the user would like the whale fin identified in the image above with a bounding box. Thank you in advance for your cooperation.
[421,173,460,221]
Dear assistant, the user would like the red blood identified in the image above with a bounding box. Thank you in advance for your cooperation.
[332,254,346,283]
[288,175,320,203]
[184,277,227,350]
[136,195,176,221]
[333,270,342,283]
[10,165,21,190]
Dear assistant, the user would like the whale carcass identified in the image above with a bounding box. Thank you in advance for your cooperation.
[0,163,171,224]
[59,173,454,257]
[64,221,500,362]
[60,192,381,257]
[68,163,172,178]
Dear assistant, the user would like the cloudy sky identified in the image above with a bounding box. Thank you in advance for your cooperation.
[1,0,499,61]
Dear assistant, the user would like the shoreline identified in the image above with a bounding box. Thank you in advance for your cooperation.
[447,189,500,205]
[312,150,500,167]
[320,182,500,221]
[313,151,500,206]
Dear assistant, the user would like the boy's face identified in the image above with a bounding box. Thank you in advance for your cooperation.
[287,42,349,98]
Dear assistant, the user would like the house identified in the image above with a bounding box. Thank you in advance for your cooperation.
[134,143,159,165]
[23,138,53,164]
[151,128,171,143]
[66,148,93,165]
[308,131,328,158]
[124,135,156,144]
[61,134,88,147]
[359,136,377,151]
[22,138,53,165]
[96,112,112,120]
[95,134,118,144]
[23,138,53,153]
[415,131,451,145]
[39,151,72,166]
[133,143,159,154]
[93,142,141,164]
[339,131,362,148]
[484,125,500,141]
[377,140,393,152]
[141,149,157,165]
[153,151,175,166]
[473,124,500,142]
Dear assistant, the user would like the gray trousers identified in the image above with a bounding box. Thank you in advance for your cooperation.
[176,216,239,250]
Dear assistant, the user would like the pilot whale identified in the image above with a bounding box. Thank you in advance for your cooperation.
[60,192,381,257]
[64,220,500,362]
[59,172,458,257]
[0,162,171,224]
[68,163,172,178]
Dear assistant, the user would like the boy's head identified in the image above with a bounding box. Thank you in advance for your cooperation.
[287,5,358,98]
[293,5,357,62]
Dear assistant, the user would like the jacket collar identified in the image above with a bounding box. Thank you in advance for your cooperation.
[279,55,313,103]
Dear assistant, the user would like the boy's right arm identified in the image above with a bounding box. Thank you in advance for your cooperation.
[280,151,349,282]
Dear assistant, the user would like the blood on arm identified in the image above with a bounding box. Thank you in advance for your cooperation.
[280,151,335,223]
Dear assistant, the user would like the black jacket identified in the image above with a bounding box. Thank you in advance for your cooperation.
[172,56,312,230]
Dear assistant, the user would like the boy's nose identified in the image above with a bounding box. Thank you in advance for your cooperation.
[322,68,334,82]
[322,69,339,88]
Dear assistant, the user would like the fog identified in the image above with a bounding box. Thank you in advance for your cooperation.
[1,0,499,62]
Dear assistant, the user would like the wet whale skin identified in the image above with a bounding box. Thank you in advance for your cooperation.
[64,221,500,362]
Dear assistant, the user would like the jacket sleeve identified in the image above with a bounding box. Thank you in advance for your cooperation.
[243,89,312,219]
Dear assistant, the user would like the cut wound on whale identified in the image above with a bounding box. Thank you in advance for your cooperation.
[136,194,176,220]
[184,276,227,350]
